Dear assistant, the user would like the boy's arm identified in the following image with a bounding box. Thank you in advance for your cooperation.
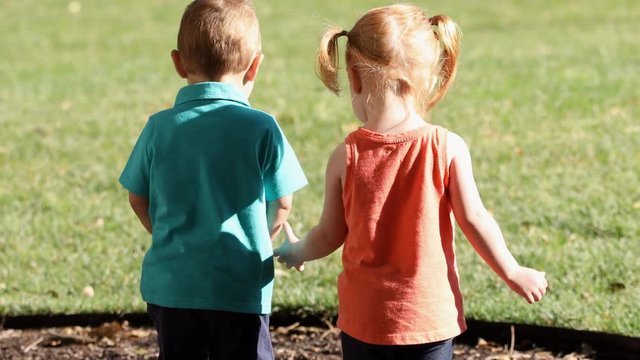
[447,132,547,303]
[274,143,348,267]
[267,195,292,240]
[128,192,152,234]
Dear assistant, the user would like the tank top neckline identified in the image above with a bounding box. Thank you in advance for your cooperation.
[352,124,433,144]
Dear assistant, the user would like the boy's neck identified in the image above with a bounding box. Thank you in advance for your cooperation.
[185,72,253,97]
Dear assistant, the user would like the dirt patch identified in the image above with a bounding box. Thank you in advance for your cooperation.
[0,320,597,359]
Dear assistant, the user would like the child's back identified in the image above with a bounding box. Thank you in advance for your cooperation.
[119,1,306,359]
[275,4,547,360]
[339,125,464,344]
[125,82,302,313]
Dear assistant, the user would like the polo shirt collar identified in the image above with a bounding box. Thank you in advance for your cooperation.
[174,82,250,107]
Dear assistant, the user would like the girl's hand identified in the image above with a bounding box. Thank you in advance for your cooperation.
[273,222,305,272]
[505,266,548,304]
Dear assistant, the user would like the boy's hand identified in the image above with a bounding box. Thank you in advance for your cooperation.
[273,222,305,271]
[505,266,548,304]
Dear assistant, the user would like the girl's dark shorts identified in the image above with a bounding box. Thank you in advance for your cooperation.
[341,331,453,360]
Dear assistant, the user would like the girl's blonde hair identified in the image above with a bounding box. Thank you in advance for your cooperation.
[317,4,461,112]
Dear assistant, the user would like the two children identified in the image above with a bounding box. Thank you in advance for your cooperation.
[119,1,306,359]
[121,1,547,359]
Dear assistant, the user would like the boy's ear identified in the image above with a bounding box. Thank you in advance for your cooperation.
[171,50,189,79]
[347,65,362,94]
[243,53,264,84]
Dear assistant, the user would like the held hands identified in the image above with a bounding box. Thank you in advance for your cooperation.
[273,222,305,272]
[505,266,548,304]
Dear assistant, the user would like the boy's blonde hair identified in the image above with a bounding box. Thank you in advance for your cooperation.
[317,4,461,112]
[177,0,261,79]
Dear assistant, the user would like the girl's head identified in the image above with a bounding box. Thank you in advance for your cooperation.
[317,4,461,113]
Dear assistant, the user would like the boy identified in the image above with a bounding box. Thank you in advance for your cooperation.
[119,1,307,359]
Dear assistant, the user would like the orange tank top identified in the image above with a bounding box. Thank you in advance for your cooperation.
[337,124,466,345]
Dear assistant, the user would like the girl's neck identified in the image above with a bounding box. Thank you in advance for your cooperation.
[359,90,426,134]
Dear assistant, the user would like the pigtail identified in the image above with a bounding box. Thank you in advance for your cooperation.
[426,15,461,110]
[317,26,348,94]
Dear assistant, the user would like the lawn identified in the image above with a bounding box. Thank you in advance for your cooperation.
[1,0,638,337]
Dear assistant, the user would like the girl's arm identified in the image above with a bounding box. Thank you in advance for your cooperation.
[128,192,152,234]
[274,143,348,269]
[447,132,547,303]
[267,195,292,240]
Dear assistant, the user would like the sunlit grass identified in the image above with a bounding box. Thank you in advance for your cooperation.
[1,0,638,337]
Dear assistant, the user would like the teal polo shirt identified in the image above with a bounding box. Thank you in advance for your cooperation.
[119,82,307,314]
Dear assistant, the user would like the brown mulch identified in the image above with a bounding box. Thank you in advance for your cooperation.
[0,321,596,360]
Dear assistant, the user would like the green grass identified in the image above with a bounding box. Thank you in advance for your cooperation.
[1,0,638,337]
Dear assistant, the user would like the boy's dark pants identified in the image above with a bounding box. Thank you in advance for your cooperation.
[147,303,274,360]
[341,331,453,360]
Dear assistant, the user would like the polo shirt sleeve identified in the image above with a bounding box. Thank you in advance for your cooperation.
[263,122,307,201]
[119,120,153,197]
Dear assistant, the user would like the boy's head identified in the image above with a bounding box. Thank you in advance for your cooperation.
[175,0,261,81]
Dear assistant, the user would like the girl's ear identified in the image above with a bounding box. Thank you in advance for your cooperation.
[171,50,189,79]
[347,65,362,94]
[243,53,264,84]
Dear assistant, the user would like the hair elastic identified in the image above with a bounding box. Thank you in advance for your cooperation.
[428,16,440,40]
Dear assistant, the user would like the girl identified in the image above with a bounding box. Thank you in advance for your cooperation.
[274,4,548,359]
